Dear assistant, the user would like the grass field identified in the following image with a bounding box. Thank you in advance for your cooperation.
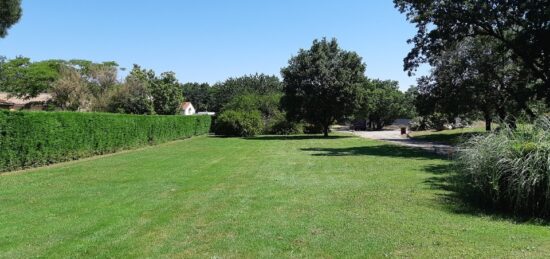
[410,126,487,145]
[1,134,549,257]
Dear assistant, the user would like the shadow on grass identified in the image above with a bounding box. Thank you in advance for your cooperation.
[423,163,550,225]
[301,144,443,160]
[245,135,353,141]
[412,132,483,145]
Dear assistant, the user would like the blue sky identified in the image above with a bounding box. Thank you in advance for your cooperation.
[0,0,428,90]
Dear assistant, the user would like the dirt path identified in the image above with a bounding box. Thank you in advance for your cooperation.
[347,129,455,156]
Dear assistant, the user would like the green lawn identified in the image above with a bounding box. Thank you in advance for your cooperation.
[1,135,549,257]
[410,127,487,145]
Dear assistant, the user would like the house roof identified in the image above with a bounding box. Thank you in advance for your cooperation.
[181,102,193,110]
[0,92,52,105]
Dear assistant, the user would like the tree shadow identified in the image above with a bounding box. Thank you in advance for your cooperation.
[301,144,444,160]
[422,163,550,225]
[412,132,483,145]
[245,135,353,141]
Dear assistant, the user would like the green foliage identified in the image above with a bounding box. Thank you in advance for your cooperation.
[0,57,62,98]
[413,37,530,131]
[281,38,366,136]
[268,118,303,135]
[356,79,409,130]
[211,74,282,112]
[213,110,262,137]
[216,93,300,135]
[455,117,550,218]
[108,65,154,114]
[49,66,91,111]
[0,0,22,38]
[151,72,184,115]
[0,111,211,172]
[181,82,213,112]
[395,0,550,98]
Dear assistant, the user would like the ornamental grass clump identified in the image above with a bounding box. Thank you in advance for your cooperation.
[455,117,550,218]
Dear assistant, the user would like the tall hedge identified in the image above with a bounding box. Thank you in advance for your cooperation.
[0,111,211,172]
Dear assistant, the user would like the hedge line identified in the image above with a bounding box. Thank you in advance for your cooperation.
[0,111,211,172]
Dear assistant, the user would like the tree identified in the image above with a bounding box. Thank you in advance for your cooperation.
[151,71,183,115]
[0,57,62,98]
[181,82,213,112]
[222,93,284,133]
[415,36,532,131]
[356,79,408,130]
[281,38,366,137]
[50,66,92,111]
[394,0,550,100]
[211,74,282,112]
[108,65,154,114]
[0,0,22,38]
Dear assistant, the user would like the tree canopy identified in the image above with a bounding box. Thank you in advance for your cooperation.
[356,79,410,130]
[281,38,366,136]
[0,57,62,98]
[181,82,213,112]
[394,0,550,99]
[0,0,22,38]
[211,74,282,112]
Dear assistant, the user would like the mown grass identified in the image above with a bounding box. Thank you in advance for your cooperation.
[1,134,549,257]
[410,126,487,145]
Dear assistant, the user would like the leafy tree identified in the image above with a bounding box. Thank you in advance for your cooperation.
[211,74,282,112]
[394,0,550,100]
[0,0,22,38]
[356,79,407,130]
[415,36,532,131]
[181,82,213,112]
[151,71,183,115]
[108,65,154,115]
[402,86,418,118]
[0,57,62,98]
[281,38,366,137]
[223,93,284,133]
[50,66,92,111]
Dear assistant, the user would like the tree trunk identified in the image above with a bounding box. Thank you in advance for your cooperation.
[323,126,329,137]
[485,116,492,132]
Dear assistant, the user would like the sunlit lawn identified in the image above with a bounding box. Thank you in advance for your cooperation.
[1,134,549,257]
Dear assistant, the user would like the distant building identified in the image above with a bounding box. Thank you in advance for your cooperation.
[180,102,196,116]
[0,92,52,111]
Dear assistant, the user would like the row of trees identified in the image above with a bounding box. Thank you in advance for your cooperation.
[0,57,184,115]
[1,39,415,136]
[183,39,414,137]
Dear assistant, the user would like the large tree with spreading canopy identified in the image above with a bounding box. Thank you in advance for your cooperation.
[281,38,366,137]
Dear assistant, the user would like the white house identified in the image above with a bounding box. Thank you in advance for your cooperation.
[180,102,196,116]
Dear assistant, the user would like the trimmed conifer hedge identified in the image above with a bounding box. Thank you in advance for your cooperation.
[0,111,211,172]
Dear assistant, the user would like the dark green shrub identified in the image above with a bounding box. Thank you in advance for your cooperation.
[213,110,262,137]
[455,117,550,218]
[268,115,303,135]
[0,111,211,172]
[303,123,325,134]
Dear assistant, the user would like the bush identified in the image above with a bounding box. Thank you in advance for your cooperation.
[303,123,325,134]
[0,111,211,172]
[213,110,262,137]
[268,115,303,135]
[454,117,550,218]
